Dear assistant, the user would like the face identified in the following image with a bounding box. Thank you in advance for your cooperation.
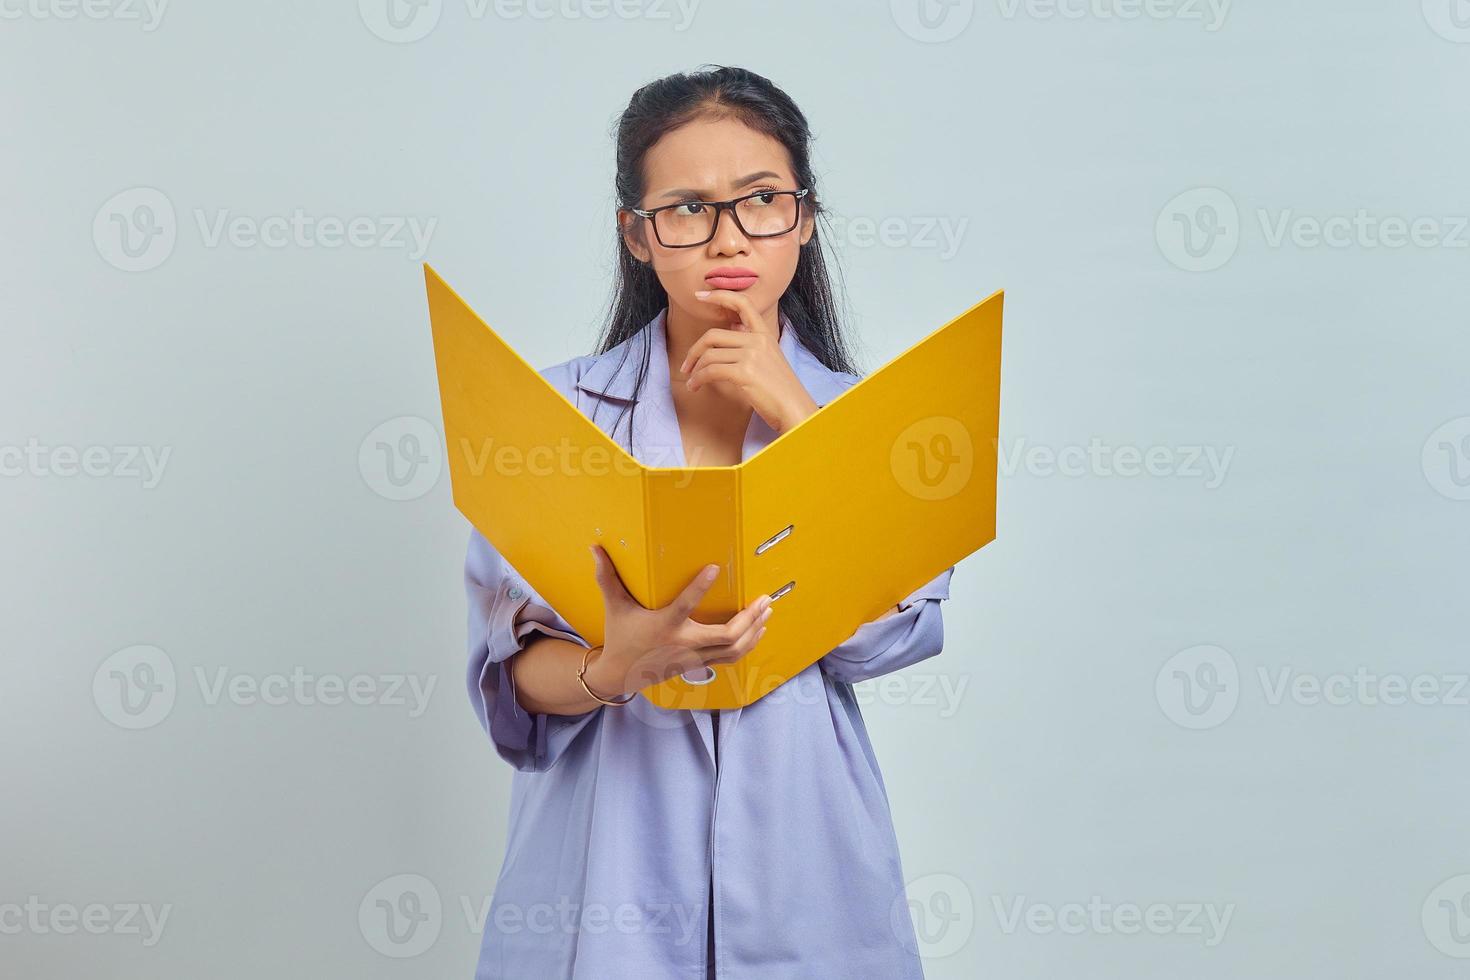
[619,116,814,328]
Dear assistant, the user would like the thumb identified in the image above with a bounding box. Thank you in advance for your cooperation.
[590,545,634,609]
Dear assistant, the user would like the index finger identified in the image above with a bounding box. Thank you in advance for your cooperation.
[693,288,773,338]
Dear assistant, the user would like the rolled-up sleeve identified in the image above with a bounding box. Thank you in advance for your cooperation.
[464,528,604,773]
[817,565,955,685]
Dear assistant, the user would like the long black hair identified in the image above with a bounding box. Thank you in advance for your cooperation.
[591,64,860,450]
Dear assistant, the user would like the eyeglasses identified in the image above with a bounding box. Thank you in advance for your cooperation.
[630,188,810,248]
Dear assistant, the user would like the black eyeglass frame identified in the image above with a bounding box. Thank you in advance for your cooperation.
[628,187,811,248]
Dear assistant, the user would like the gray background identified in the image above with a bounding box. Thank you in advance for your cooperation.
[4,1,1469,977]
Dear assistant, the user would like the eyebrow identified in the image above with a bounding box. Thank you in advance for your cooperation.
[657,171,787,201]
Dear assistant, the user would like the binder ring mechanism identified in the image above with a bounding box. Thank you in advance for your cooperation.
[678,524,796,687]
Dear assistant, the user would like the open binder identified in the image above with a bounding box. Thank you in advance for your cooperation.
[425,264,1003,709]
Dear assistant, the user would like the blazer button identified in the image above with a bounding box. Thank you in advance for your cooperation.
[508,586,523,600]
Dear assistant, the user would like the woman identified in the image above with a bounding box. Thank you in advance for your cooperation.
[465,65,956,979]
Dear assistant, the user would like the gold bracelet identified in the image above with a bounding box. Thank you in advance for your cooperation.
[576,644,634,706]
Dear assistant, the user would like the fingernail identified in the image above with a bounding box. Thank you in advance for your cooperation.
[704,564,719,581]
[695,290,710,298]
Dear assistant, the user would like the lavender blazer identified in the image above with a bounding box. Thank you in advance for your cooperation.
[465,306,956,979]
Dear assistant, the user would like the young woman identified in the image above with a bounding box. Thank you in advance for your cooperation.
[464,65,956,980]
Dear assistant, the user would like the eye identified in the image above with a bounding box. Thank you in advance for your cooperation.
[673,201,707,216]
[742,190,781,208]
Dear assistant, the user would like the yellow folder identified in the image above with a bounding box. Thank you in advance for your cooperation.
[425,264,1003,709]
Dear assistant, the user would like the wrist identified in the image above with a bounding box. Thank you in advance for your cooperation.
[775,390,819,434]
[582,644,629,700]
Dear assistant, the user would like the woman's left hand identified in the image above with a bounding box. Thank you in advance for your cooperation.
[679,289,820,434]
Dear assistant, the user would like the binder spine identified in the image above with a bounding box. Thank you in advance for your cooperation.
[733,467,744,609]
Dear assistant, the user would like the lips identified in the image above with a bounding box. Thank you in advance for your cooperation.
[705,267,758,291]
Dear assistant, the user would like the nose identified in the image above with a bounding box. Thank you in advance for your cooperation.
[707,204,751,256]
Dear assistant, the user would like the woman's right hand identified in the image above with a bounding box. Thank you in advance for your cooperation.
[585,544,772,698]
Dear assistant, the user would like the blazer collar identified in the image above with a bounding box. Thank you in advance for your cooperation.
[574,307,851,411]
